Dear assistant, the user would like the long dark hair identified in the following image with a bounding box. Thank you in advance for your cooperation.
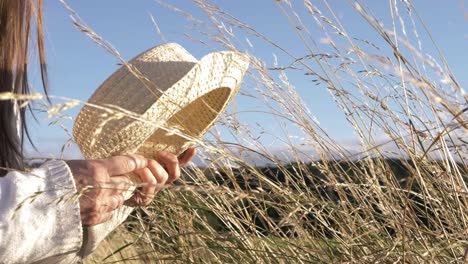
[0,0,47,176]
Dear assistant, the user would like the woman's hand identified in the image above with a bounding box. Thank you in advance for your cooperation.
[66,148,196,227]
[66,154,145,227]
[126,148,196,207]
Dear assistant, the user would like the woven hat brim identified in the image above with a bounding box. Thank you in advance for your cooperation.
[136,51,249,157]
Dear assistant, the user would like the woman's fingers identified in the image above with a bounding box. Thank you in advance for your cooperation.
[125,161,167,207]
[101,154,147,176]
[156,151,180,183]
[133,167,158,206]
[178,147,196,166]
[147,159,169,185]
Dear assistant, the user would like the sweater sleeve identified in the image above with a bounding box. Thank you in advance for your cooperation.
[0,160,83,263]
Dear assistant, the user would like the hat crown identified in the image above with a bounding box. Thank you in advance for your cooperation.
[89,43,199,114]
[135,43,197,63]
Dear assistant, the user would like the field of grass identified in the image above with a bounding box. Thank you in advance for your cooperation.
[52,0,468,263]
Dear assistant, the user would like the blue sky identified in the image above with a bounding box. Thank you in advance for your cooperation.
[27,0,468,160]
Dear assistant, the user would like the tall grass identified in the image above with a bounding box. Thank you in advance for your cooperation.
[36,0,468,263]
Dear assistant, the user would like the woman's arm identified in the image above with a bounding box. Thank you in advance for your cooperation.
[0,160,83,263]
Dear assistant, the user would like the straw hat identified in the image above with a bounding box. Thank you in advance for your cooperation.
[73,43,249,160]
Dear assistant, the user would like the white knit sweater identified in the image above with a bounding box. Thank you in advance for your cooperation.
[0,160,133,263]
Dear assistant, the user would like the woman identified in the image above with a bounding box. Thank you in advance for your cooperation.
[0,0,195,262]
